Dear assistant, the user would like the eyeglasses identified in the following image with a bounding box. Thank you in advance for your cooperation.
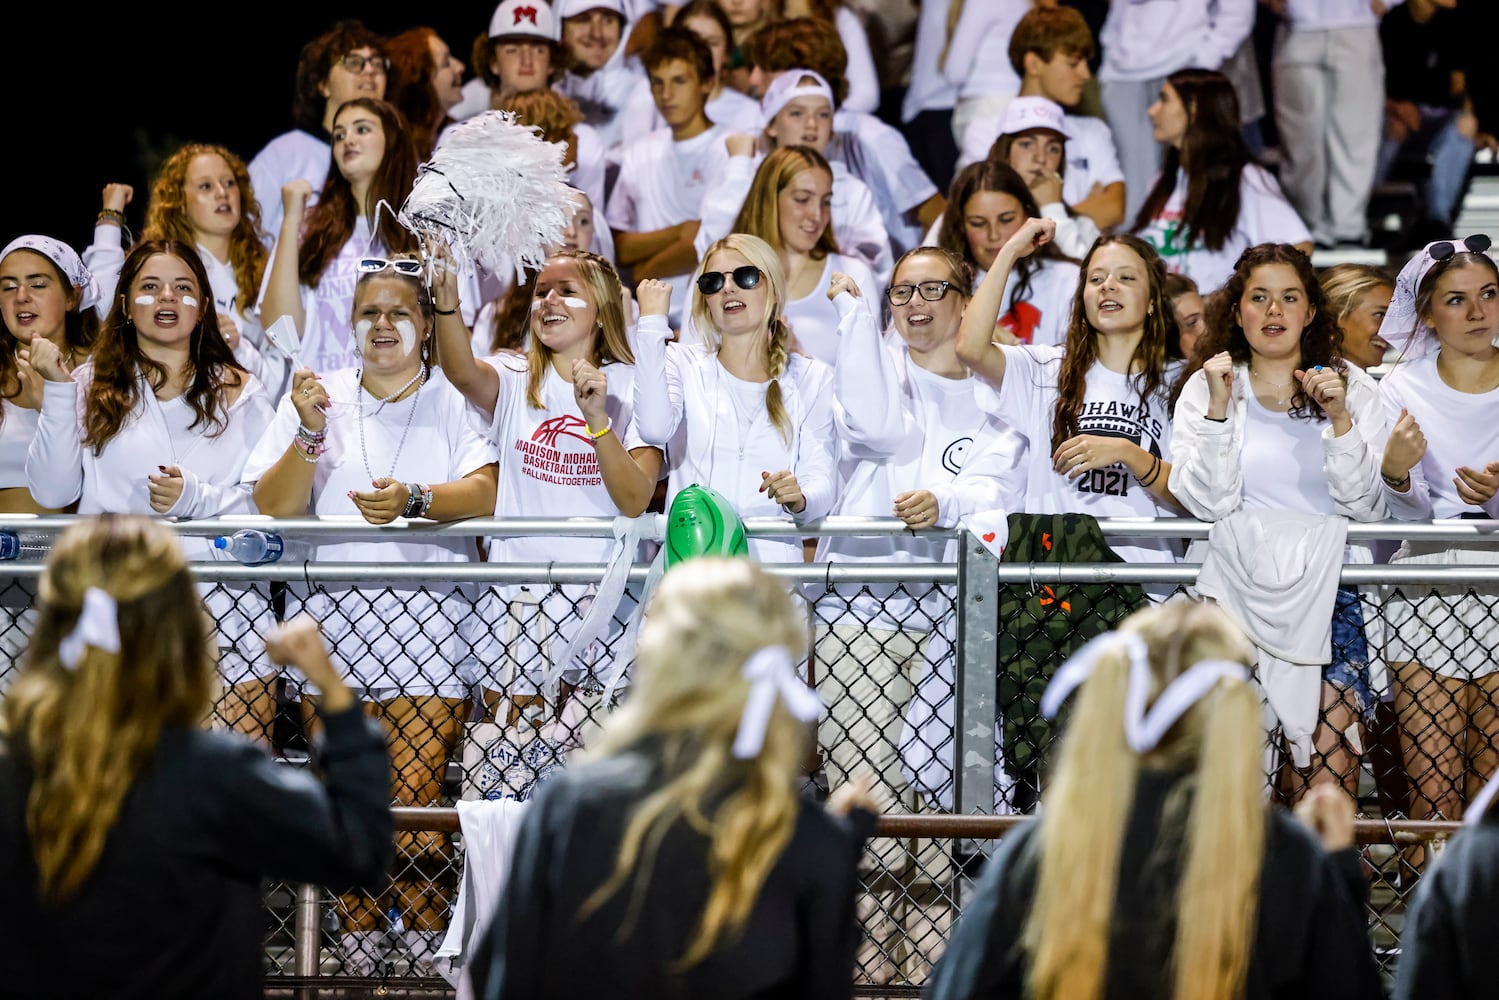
[359,257,423,276]
[340,53,390,75]
[887,281,953,306]
[1429,233,1492,261]
[696,265,763,295]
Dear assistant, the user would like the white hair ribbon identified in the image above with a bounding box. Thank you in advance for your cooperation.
[58,587,121,671]
[1040,631,1248,753]
[731,645,823,760]
[1,234,102,312]
[1378,234,1497,356]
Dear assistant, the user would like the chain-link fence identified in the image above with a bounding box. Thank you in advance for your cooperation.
[3,515,1496,995]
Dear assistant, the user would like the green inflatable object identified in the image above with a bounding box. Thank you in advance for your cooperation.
[665,483,749,567]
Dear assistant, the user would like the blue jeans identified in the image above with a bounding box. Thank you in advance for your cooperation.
[1376,104,1477,224]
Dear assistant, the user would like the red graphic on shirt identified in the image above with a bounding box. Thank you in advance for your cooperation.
[514,414,603,487]
[533,413,595,448]
[998,301,1041,345]
[513,5,540,25]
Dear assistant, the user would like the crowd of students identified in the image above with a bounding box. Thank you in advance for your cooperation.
[1,0,1497,995]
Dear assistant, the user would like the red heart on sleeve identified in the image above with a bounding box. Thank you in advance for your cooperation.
[982,531,996,542]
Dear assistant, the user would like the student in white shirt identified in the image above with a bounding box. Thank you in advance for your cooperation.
[728,145,878,365]
[1320,263,1395,374]
[451,0,564,122]
[23,240,276,740]
[431,243,643,737]
[984,97,1101,261]
[816,248,1026,982]
[1169,243,1388,800]
[85,145,288,397]
[259,98,423,378]
[779,0,880,115]
[1131,69,1313,295]
[615,0,763,139]
[956,219,1184,568]
[698,69,892,285]
[609,27,727,328]
[249,21,389,245]
[929,161,1080,349]
[1375,237,1499,857]
[554,0,647,156]
[244,253,498,969]
[619,233,838,568]
[0,236,99,694]
[744,18,946,257]
[957,5,1126,232]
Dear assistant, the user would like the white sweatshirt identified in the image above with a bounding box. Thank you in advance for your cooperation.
[1099,0,1255,82]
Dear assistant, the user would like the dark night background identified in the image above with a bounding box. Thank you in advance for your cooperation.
[4,5,492,254]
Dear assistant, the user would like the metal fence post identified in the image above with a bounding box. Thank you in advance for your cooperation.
[955,531,1000,847]
[294,883,321,996]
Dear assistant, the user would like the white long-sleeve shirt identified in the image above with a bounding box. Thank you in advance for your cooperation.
[1379,352,1499,522]
[626,316,837,565]
[1169,361,1388,524]
[695,151,894,288]
[816,292,1026,631]
[1099,0,1255,82]
[247,129,329,248]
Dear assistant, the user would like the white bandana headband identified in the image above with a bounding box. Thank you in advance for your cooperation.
[0,234,102,313]
[1377,234,1496,356]
[1041,631,1249,753]
[732,645,824,759]
[760,68,836,128]
[58,587,121,671]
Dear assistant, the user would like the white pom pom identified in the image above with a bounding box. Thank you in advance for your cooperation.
[399,111,573,278]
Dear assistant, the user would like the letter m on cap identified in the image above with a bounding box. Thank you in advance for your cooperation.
[515,5,539,24]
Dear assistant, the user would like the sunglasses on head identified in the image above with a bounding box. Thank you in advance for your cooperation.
[1428,234,1492,262]
[696,265,763,295]
[359,257,423,276]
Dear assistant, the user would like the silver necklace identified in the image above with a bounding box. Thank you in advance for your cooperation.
[1250,367,1294,405]
[357,365,427,482]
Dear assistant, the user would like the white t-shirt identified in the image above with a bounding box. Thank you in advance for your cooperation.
[607,124,729,323]
[958,112,1127,204]
[1134,165,1312,294]
[784,254,879,366]
[0,403,39,489]
[248,129,330,247]
[1379,353,1499,520]
[831,110,941,257]
[1099,0,1254,82]
[259,219,373,377]
[994,257,1081,349]
[974,344,1179,564]
[239,366,498,694]
[944,0,1030,101]
[616,79,763,140]
[1241,394,1338,515]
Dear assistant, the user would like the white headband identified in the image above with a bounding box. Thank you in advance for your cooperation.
[731,645,823,759]
[58,587,121,671]
[1041,631,1249,753]
[0,234,102,313]
[1378,234,1496,356]
[760,69,835,128]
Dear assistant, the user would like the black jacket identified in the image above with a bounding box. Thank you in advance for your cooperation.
[925,769,1382,1000]
[470,747,876,1000]
[1392,809,1499,999]
[0,704,392,1000]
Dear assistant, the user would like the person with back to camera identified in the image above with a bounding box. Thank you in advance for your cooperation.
[0,513,393,1000]
[467,555,879,999]
[1131,68,1313,295]
[924,598,1382,1000]
[249,19,389,243]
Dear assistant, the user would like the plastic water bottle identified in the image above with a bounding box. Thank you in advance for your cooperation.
[213,528,284,565]
[0,531,47,560]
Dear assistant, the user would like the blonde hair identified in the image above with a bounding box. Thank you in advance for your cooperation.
[1318,262,1394,332]
[1024,599,1265,1000]
[731,145,839,260]
[579,557,808,967]
[524,250,634,409]
[689,234,794,444]
[1,514,214,903]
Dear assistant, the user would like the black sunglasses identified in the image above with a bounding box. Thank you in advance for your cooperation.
[1429,234,1492,262]
[696,265,763,295]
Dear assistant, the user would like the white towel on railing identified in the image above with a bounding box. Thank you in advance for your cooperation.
[1193,509,1346,768]
[433,798,532,995]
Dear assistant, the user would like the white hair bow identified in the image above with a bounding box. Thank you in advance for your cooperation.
[732,645,824,759]
[58,587,121,671]
[1041,631,1248,753]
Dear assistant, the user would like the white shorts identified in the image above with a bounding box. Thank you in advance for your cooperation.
[1383,543,1499,680]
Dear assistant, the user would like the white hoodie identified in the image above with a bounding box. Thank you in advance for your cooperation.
[1099,0,1254,82]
